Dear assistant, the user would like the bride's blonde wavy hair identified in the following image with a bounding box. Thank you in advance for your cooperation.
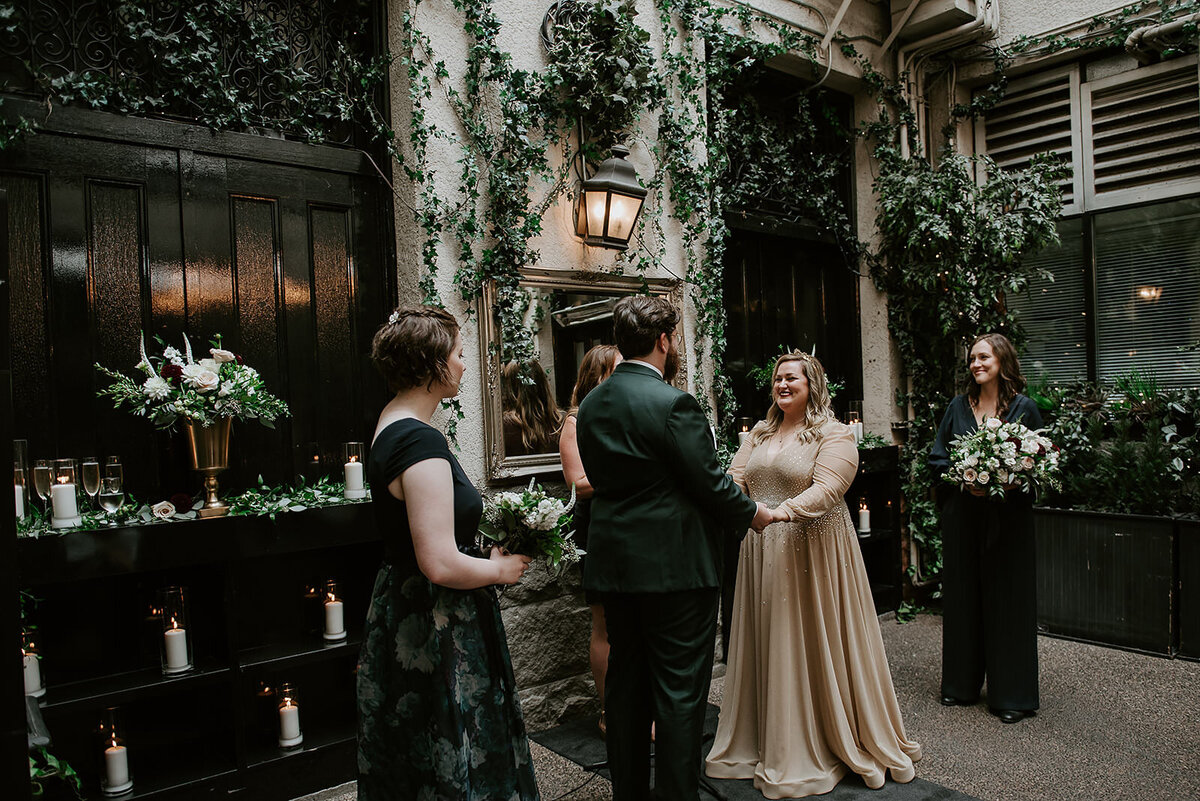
[749,351,837,446]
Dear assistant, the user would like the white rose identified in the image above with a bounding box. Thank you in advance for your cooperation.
[985,417,1003,429]
[978,471,991,484]
[962,467,978,483]
[998,469,1010,484]
[183,363,220,393]
[210,348,237,363]
[1021,455,1035,470]
[151,501,176,520]
[142,375,172,400]
[964,455,979,467]
[198,358,220,374]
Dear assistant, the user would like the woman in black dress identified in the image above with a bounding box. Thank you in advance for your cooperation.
[356,305,540,799]
[929,332,1043,724]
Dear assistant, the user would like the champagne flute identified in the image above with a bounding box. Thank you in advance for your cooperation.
[98,476,124,523]
[32,459,51,509]
[82,456,101,508]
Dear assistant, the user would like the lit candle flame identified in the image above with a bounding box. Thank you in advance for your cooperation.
[859,501,869,511]
[327,593,336,602]
[170,618,179,630]
[348,455,359,463]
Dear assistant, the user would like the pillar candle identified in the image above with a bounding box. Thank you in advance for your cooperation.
[23,652,42,696]
[855,421,864,442]
[104,743,130,789]
[857,505,871,533]
[344,461,364,491]
[279,702,301,742]
[737,431,749,446]
[50,482,78,520]
[14,486,24,520]
[324,599,345,638]
[163,626,189,672]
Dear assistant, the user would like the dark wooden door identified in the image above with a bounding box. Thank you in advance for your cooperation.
[722,221,862,423]
[1,105,394,499]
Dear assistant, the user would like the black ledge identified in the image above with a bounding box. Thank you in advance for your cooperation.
[16,502,379,586]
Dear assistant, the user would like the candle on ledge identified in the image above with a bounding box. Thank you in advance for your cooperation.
[163,620,189,673]
[735,417,754,447]
[23,646,44,697]
[857,500,871,534]
[14,484,24,520]
[50,478,80,528]
[277,683,304,747]
[323,580,346,642]
[343,442,367,499]
[103,736,130,794]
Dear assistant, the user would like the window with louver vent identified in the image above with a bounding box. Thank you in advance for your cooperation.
[983,56,1200,389]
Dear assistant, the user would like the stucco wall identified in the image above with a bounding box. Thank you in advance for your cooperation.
[384,0,898,730]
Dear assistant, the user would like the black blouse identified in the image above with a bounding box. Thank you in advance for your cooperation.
[929,393,1045,479]
[368,419,484,568]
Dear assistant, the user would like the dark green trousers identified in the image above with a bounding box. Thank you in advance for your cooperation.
[600,588,718,801]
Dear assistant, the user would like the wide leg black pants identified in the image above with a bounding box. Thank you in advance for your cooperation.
[940,492,1039,711]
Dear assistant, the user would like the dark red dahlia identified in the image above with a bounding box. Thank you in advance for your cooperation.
[161,363,184,385]
[235,354,244,365]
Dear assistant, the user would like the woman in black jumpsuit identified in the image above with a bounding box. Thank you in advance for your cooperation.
[929,333,1042,724]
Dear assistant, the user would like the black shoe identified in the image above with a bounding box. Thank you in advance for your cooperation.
[940,695,974,706]
[993,708,1034,724]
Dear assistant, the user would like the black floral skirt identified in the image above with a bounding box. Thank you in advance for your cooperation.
[356,563,540,801]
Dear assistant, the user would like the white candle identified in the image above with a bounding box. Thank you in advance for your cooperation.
[104,743,130,789]
[14,485,24,520]
[23,652,43,696]
[279,702,302,743]
[858,505,871,533]
[343,460,363,490]
[855,421,864,442]
[324,598,345,638]
[163,625,189,672]
[50,482,78,521]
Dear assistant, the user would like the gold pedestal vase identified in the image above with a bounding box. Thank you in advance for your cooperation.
[184,418,232,518]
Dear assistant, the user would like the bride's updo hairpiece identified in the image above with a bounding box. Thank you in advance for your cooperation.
[749,351,838,447]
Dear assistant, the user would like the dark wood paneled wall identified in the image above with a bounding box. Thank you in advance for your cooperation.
[0,104,394,500]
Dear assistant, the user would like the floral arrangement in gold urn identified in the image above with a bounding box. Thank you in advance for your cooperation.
[96,334,289,517]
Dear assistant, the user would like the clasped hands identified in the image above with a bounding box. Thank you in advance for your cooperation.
[751,502,789,531]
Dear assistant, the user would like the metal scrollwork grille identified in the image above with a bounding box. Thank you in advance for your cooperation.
[0,0,380,145]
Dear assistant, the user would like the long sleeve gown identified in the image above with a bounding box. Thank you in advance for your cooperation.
[705,420,921,799]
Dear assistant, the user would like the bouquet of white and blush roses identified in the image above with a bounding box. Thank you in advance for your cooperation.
[479,479,581,577]
[96,333,289,429]
[945,417,1062,499]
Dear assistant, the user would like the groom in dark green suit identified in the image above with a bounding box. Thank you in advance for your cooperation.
[577,296,771,800]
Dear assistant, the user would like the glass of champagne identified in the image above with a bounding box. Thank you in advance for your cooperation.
[32,459,52,510]
[98,476,124,524]
[82,456,101,508]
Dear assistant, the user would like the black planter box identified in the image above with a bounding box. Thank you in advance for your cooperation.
[1178,519,1200,661]
[1034,507,1175,655]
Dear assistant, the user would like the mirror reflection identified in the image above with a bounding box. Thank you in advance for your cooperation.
[500,291,621,458]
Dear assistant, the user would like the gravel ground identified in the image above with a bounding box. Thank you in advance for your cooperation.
[295,614,1200,801]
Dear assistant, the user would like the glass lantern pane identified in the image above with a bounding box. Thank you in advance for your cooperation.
[584,190,608,238]
[605,194,642,241]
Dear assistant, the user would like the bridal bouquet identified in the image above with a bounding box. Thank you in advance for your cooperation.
[479,479,581,576]
[96,333,289,429]
[945,418,1062,499]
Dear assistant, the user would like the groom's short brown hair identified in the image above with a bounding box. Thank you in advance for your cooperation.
[613,296,679,359]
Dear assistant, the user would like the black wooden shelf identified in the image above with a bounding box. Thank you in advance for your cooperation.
[238,634,362,672]
[108,765,239,801]
[38,664,231,712]
[16,502,376,586]
[855,528,897,544]
[246,723,355,768]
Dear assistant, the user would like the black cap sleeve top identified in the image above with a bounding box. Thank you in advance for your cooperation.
[368,418,484,569]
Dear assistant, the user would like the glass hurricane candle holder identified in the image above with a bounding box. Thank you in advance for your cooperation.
[98,707,133,797]
[857,498,871,535]
[343,442,366,499]
[22,634,44,697]
[848,401,864,444]
[276,682,304,747]
[50,459,82,528]
[14,462,28,521]
[735,416,754,446]
[323,579,346,642]
[158,586,193,675]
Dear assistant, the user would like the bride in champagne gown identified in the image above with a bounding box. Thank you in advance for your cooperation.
[705,351,921,799]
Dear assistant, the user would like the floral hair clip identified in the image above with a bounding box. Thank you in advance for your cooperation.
[388,310,400,325]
